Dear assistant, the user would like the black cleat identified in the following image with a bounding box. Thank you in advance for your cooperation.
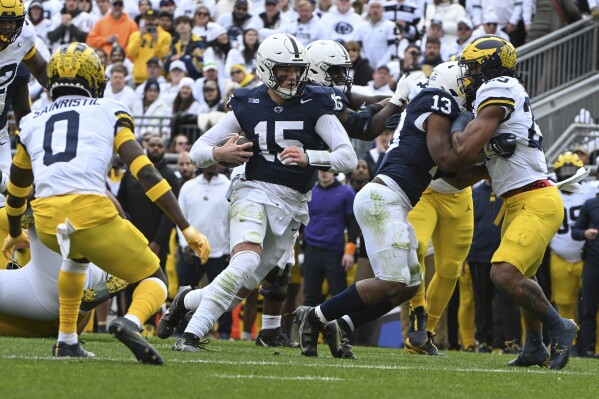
[157,286,192,339]
[508,343,550,367]
[549,318,579,370]
[80,275,128,312]
[109,317,163,365]
[323,320,356,359]
[407,306,428,347]
[172,333,210,352]
[52,341,95,358]
[293,306,322,357]
[405,331,448,356]
[255,328,299,348]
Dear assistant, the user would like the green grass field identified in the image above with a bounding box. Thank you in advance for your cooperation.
[0,334,597,399]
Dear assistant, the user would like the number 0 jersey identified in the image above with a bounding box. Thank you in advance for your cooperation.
[377,87,460,206]
[229,84,341,193]
[474,77,548,197]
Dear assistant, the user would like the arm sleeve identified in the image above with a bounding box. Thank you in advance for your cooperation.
[314,114,358,174]
[189,111,243,167]
[571,200,591,241]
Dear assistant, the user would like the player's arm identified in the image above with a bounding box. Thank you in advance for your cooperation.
[11,82,31,127]
[348,92,390,109]
[439,164,490,190]
[115,125,210,263]
[189,111,252,167]
[451,104,506,162]
[23,48,48,89]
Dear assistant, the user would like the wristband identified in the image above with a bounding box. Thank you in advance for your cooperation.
[305,150,331,168]
[145,179,171,202]
[345,242,356,256]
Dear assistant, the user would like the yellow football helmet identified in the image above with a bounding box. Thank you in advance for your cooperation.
[458,35,516,106]
[0,0,26,45]
[553,151,584,182]
[47,42,107,99]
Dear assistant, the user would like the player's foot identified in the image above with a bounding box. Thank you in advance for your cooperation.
[109,317,163,365]
[477,343,492,353]
[255,328,299,348]
[405,331,448,356]
[507,344,550,367]
[323,320,356,359]
[293,306,322,357]
[52,341,95,358]
[549,318,579,370]
[157,286,192,339]
[407,306,428,347]
[172,333,210,352]
[80,275,128,312]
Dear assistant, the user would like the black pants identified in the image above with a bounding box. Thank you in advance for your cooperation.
[301,245,347,307]
[579,262,599,354]
[176,251,232,334]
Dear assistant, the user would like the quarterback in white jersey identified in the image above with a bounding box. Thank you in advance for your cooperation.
[0,1,49,205]
[452,35,576,370]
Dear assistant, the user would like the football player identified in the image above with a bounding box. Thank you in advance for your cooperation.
[293,61,494,357]
[0,0,48,206]
[451,35,577,369]
[157,33,357,352]
[2,43,210,364]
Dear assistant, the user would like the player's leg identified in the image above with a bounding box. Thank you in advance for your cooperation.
[458,263,476,351]
[549,252,581,321]
[490,188,576,369]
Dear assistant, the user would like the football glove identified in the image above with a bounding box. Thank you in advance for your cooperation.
[182,226,210,264]
[450,111,474,135]
[346,103,383,136]
[484,134,517,159]
[390,72,426,106]
[2,231,29,261]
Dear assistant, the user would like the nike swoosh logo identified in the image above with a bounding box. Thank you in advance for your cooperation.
[0,142,7,146]
[300,99,312,104]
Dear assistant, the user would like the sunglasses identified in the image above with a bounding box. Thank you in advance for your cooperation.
[485,23,498,27]
[196,12,209,16]
[408,51,421,56]
[231,70,243,75]
[235,7,248,11]
[204,87,217,92]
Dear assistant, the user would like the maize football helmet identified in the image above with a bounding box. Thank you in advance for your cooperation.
[306,39,353,93]
[427,61,466,109]
[553,151,584,182]
[255,33,309,99]
[47,42,107,99]
[458,35,516,107]
[0,0,26,45]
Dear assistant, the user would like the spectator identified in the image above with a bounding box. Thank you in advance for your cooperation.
[28,1,52,47]
[421,0,468,45]
[174,0,216,19]
[320,0,364,43]
[160,60,188,109]
[197,79,222,114]
[420,20,451,61]
[132,78,170,139]
[90,0,112,25]
[229,64,261,88]
[192,61,225,107]
[94,46,108,66]
[204,25,233,84]
[191,5,224,42]
[216,0,260,47]
[168,134,191,155]
[159,0,176,15]
[399,43,422,75]
[317,0,333,14]
[135,57,167,97]
[175,150,195,183]
[421,37,443,68]
[165,15,206,80]
[279,0,298,20]
[253,0,291,41]
[446,18,474,58]
[47,0,93,52]
[284,0,326,47]
[471,7,510,42]
[171,77,201,136]
[345,40,373,87]
[104,62,138,111]
[355,0,396,68]
[302,170,359,306]
[158,10,175,35]
[362,65,394,95]
[363,128,392,174]
[134,0,152,27]
[381,0,423,42]
[127,8,173,85]
[86,0,139,56]
[79,0,93,13]
[225,28,260,73]
[105,45,134,82]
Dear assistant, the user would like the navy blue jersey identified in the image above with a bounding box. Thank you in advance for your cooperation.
[332,87,350,111]
[1,63,30,130]
[377,87,460,206]
[230,84,340,193]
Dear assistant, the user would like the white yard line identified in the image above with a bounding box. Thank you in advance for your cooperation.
[209,374,344,381]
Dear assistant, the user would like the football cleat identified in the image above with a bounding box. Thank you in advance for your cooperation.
[109,317,163,365]
[80,275,128,312]
[172,333,210,352]
[477,343,492,353]
[323,320,356,359]
[52,341,95,358]
[293,306,322,357]
[549,318,579,370]
[405,331,448,356]
[407,306,429,347]
[507,346,550,367]
[157,286,192,339]
[255,328,299,348]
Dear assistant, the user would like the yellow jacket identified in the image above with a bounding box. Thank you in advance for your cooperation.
[127,27,172,84]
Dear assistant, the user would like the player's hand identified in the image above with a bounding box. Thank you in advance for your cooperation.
[182,226,210,264]
[390,72,426,106]
[2,231,29,261]
[450,111,474,135]
[280,146,308,167]
[347,104,377,136]
[213,134,253,166]
[484,134,517,159]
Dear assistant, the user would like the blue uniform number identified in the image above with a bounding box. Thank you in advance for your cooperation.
[43,110,79,166]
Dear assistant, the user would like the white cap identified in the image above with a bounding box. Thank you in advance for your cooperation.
[457,17,473,30]
[483,7,498,24]
[178,77,195,91]
[169,60,187,73]
[207,25,227,42]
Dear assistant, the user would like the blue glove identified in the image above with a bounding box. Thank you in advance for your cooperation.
[450,111,474,135]
[484,134,517,159]
[347,103,383,137]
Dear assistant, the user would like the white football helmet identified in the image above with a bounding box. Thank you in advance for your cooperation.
[255,33,309,99]
[306,40,353,93]
[427,61,466,108]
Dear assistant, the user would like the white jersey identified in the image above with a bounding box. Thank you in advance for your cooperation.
[18,96,133,198]
[475,77,548,197]
[550,181,599,262]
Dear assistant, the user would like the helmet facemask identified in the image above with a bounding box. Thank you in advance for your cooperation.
[268,62,309,99]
